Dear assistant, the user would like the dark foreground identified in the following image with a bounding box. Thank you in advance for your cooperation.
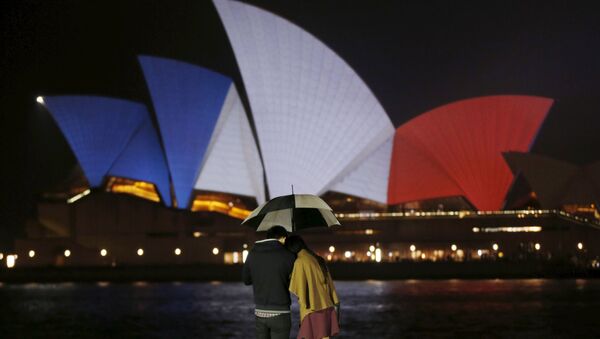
[1,279,600,338]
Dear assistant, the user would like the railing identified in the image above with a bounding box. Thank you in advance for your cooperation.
[335,209,600,227]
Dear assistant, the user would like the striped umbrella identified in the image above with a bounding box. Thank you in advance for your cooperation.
[242,194,341,232]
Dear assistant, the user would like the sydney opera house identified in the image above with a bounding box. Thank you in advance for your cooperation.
[10,0,599,269]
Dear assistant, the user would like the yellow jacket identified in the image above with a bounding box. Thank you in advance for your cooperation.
[289,249,340,322]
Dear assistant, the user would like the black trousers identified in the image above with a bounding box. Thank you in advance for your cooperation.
[255,313,291,339]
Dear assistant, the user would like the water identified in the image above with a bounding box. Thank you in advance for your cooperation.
[1,279,599,338]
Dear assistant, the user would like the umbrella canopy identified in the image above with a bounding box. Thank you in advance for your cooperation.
[242,194,341,232]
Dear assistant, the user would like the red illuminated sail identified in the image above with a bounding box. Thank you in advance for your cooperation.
[388,95,553,210]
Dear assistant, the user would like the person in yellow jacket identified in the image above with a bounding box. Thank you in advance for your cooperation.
[285,235,340,339]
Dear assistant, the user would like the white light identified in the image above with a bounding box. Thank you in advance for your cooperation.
[375,248,382,263]
[451,244,457,252]
[193,231,202,238]
[100,249,108,257]
[344,251,352,258]
[137,248,144,256]
[420,253,426,259]
[193,84,266,205]
[366,251,371,257]
[388,252,393,257]
[410,245,416,252]
[67,189,91,204]
[242,249,249,263]
[213,0,395,200]
[233,252,239,263]
[36,96,45,104]
[369,245,375,252]
[477,249,483,257]
[534,243,541,251]
[212,247,219,255]
[28,250,35,258]
[577,242,583,250]
[243,243,248,249]
[6,255,16,268]
[64,249,71,257]
[0,253,3,260]
[365,229,374,235]
[174,248,182,256]
[492,243,499,251]
[326,254,332,261]
[329,246,335,253]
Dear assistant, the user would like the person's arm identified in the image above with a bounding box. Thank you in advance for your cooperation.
[242,252,252,285]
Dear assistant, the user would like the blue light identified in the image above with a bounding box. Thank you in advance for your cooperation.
[139,55,232,208]
[109,117,172,206]
[44,96,145,187]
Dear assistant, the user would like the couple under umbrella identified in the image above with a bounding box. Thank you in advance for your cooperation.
[242,194,341,339]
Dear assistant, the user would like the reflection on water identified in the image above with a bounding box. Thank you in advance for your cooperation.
[1,279,600,338]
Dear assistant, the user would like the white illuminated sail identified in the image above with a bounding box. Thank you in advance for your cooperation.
[214,0,394,198]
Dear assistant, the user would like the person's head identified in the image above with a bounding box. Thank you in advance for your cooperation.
[266,225,288,244]
[284,235,307,254]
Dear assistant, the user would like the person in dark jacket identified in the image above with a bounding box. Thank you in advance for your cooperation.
[243,225,296,339]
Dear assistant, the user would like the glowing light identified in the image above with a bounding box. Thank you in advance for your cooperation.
[365,229,374,235]
[410,245,416,252]
[100,249,108,257]
[67,189,91,204]
[36,96,45,104]
[64,249,71,257]
[498,252,504,258]
[388,252,393,257]
[477,249,483,257]
[233,252,240,263]
[175,248,182,256]
[451,244,457,252]
[375,248,382,263]
[327,254,332,261]
[193,231,202,238]
[242,250,249,263]
[366,251,371,257]
[344,251,352,258]
[577,242,584,250]
[492,243,499,251]
[243,243,248,249]
[6,255,16,268]
[370,254,375,261]
[0,253,3,260]
[473,226,542,233]
[137,248,144,256]
[28,250,35,258]
[369,245,375,252]
[534,243,541,251]
[329,246,335,253]
[212,247,219,255]
[420,253,426,260]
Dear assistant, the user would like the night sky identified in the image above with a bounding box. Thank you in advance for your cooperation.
[2,0,600,248]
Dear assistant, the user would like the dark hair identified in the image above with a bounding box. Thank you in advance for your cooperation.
[285,235,329,282]
[266,225,288,239]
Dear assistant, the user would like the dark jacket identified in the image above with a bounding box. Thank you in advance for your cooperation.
[243,239,296,311]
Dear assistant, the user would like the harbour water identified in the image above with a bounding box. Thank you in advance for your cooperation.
[1,279,599,338]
